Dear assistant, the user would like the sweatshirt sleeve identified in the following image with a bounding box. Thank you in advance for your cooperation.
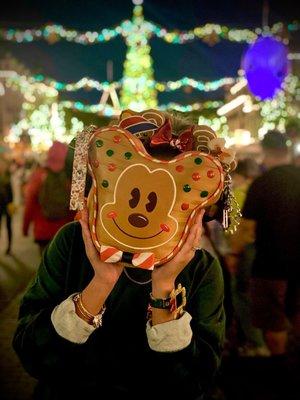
[12,222,87,380]
[145,253,225,398]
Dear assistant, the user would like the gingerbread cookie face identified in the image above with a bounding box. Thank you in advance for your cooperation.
[87,127,224,267]
[101,164,178,250]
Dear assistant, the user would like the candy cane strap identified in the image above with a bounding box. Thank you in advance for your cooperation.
[100,245,155,270]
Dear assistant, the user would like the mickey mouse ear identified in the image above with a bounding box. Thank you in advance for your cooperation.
[70,125,97,211]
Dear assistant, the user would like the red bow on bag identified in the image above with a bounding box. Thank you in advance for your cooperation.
[150,119,194,152]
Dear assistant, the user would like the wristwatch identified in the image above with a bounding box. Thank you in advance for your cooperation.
[149,293,172,309]
[149,284,186,318]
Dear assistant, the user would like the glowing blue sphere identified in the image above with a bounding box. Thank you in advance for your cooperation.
[242,36,290,100]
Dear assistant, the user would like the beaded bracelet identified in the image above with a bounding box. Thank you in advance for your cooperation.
[73,293,106,328]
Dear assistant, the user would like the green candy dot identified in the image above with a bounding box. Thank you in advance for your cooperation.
[96,139,103,147]
[183,184,191,193]
[124,152,132,160]
[194,157,202,165]
[106,149,114,157]
[102,180,109,188]
[200,190,208,198]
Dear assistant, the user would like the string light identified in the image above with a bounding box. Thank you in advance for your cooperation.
[60,99,222,114]
[2,2,298,148]
[4,73,236,94]
[0,20,297,45]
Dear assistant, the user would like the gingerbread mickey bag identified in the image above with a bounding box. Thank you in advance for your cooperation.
[70,109,238,270]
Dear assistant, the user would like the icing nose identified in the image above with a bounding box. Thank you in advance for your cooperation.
[128,213,149,228]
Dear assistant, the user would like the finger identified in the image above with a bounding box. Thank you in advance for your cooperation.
[80,217,90,240]
[81,206,89,224]
[189,210,204,246]
[80,219,97,256]
[79,208,91,236]
[79,219,89,246]
[180,223,198,255]
[193,226,202,248]
[195,208,205,226]
[180,209,204,254]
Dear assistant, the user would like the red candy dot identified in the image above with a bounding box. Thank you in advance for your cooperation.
[176,165,184,172]
[107,211,117,219]
[181,203,189,211]
[113,135,121,143]
[192,172,201,181]
[160,223,170,232]
[207,170,215,178]
[108,163,116,171]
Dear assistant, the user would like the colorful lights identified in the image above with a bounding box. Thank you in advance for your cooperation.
[0,21,298,45]
[2,2,299,150]
[7,102,84,151]
[120,5,157,109]
[4,72,236,95]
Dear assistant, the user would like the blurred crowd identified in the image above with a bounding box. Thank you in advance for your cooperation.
[0,140,75,255]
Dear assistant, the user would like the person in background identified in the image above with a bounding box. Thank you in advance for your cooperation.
[229,131,300,397]
[22,141,75,254]
[226,158,269,356]
[0,158,14,254]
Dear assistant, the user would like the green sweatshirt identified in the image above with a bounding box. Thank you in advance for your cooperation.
[13,221,225,400]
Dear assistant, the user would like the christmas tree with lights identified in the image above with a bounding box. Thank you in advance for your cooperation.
[120,1,158,110]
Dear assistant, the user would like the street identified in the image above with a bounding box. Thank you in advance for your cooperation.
[0,207,40,399]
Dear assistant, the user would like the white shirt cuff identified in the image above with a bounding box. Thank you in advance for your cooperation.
[51,294,96,344]
[146,311,193,352]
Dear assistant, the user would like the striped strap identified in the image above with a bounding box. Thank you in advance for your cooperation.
[99,245,155,270]
[99,245,123,263]
[132,252,155,270]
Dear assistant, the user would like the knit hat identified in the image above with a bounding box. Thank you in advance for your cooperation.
[45,141,68,173]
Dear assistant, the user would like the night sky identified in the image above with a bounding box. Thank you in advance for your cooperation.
[0,0,298,105]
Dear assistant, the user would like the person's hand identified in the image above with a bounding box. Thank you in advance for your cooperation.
[79,207,124,288]
[151,209,204,296]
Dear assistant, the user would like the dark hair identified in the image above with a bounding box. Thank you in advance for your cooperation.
[234,158,260,179]
[261,130,288,150]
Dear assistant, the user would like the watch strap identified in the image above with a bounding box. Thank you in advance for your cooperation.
[149,293,172,309]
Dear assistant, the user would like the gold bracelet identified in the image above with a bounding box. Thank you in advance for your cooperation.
[76,300,93,322]
[75,302,92,324]
[78,293,95,318]
[73,293,106,328]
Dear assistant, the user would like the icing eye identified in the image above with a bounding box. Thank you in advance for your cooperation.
[129,188,140,208]
[146,192,157,212]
